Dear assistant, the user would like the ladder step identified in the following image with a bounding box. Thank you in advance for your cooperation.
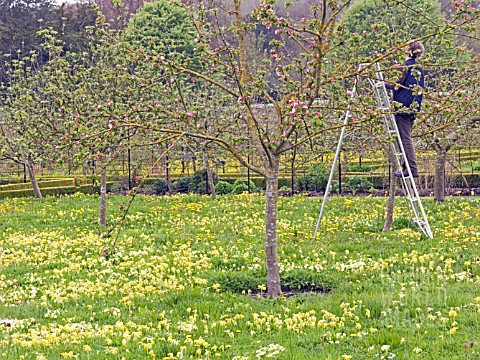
[406,196,419,202]
[413,219,426,226]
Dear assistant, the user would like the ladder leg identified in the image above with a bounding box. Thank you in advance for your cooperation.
[313,79,358,240]
[313,122,346,239]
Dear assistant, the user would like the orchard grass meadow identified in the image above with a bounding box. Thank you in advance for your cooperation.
[1,192,479,359]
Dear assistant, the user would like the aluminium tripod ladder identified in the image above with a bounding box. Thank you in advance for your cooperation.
[313,63,433,239]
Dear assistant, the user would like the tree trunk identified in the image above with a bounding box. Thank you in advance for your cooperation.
[434,147,447,203]
[383,147,396,232]
[265,157,282,298]
[204,152,217,200]
[26,160,42,199]
[99,170,107,227]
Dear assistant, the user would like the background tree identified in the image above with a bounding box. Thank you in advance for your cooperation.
[337,0,462,61]
[0,0,56,58]
[418,64,480,201]
[125,0,218,198]
[0,0,96,83]
[56,2,98,55]
[0,38,63,198]
[53,18,142,226]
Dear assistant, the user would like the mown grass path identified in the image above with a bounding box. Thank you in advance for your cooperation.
[1,193,479,359]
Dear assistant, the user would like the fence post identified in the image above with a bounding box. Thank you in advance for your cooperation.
[247,154,251,192]
[338,153,342,194]
[128,148,132,190]
[92,160,95,186]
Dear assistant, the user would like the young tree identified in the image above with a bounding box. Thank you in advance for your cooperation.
[418,64,480,201]
[0,48,61,198]
[53,21,140,226]
[125,0,218,199]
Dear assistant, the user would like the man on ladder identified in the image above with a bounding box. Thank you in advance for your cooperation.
[385,41,425,179]
[314,42,433,239]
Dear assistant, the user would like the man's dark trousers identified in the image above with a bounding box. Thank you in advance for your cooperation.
[395,113,418,176]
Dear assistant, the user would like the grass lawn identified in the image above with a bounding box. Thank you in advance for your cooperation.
[0,192,479,359]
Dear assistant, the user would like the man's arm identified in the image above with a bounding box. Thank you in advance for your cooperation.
[384,63,407,90]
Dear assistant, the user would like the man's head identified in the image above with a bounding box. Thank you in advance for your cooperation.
[409,41,424,59]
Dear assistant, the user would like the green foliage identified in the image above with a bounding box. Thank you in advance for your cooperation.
[345,176,373,195]
[172,176,191,193]
[233,179,257,192]
[170,169,217,194]
[231,182,249,194]
[126,0,197,64]
[473,161,480,171]
[189,169,217,195]
[280,269,331,293]
[336,0,461,63]
[211,269,331,294]
[391,216,418,231]
[107,181,130,194]
[210,270,265,293]
[152,178,169,195]
[297,163,328,191]
[215,181,233,195]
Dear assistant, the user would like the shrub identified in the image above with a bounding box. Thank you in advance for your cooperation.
[473,161,480,171]
[345,176,372,195]
[280,269,331,292]
[189,169,217,194]
[0,178,24,186]
[297,163,328,191]
[233,178,257,192]
[328,180,340,193]
[108,181,129,193]
[172,176,191,193]
[215,181,233,195]
[231,182,249,194]
[152,178,169,195]
[209,270,265,293]
[209,269,332,294]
